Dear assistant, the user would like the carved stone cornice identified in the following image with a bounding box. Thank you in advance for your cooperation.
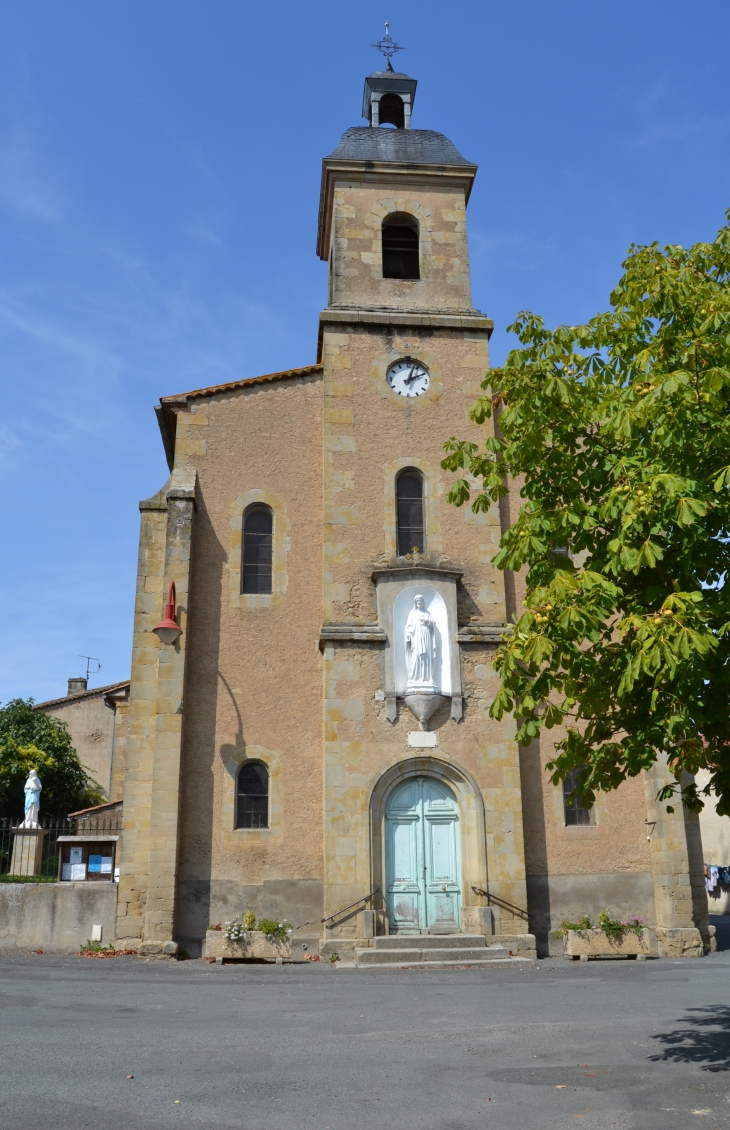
[456,624,513,643]
[320,623,387,646]
[371,564,464,583]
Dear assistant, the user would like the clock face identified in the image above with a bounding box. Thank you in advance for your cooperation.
[387,357,430,398]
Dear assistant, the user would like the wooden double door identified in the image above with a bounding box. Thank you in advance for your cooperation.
[385,776,462,934]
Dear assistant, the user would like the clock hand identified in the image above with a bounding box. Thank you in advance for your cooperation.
[404,366,419,384]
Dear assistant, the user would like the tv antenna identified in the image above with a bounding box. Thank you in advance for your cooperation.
[372,21,404,72]
[80,655,101,685]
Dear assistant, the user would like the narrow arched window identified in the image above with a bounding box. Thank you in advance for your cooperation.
[242,505,273,594]
[382,213,420,280]
[236,762,269,829]
[563,768,594,826]
[396,469,425,556]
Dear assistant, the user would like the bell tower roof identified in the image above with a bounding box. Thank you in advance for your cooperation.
[362,70,418,128]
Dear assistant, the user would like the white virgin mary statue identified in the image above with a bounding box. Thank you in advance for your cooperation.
[404,595,438,692]
[20,770,42,829]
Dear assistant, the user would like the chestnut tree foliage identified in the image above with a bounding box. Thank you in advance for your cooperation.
[442,213,730,814]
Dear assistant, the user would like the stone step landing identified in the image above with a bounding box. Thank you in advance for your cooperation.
[355,933,526,968]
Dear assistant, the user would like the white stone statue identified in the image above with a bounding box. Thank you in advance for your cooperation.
[404,594,437,691]
[20,770,42,829]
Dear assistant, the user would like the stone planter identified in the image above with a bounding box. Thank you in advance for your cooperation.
[205,929,292,962]
[564,927,656,960]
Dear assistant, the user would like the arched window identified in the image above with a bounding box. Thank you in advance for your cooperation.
[378,92,404,129]
[382,213,420,280]
[242,505,273,594]
[396,469,425,556]
[563,768,594,826]
[236,762,269,829]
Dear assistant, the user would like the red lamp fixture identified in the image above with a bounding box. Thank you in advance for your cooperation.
[153,582,182,644]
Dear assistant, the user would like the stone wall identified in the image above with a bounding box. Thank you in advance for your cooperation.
[0,882,118,953]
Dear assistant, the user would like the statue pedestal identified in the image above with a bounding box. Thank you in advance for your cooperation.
[10,828,48,876]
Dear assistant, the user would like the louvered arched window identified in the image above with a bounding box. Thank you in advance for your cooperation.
[396,469,425,556]
[382,213,420,280]
[236,762,269,829]
[242,505,273,594]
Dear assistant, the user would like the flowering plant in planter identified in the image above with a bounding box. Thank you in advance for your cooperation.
[225,919,245,942]
[554,911,645,941]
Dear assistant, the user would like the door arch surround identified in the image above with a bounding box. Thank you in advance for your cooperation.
[368,756,489,929]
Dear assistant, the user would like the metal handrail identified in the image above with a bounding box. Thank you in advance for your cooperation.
[322,888,380,924]
[471,885,529,922]
[293,889,380,932]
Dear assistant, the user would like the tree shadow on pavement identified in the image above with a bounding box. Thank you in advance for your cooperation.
[649,1007,730,1072]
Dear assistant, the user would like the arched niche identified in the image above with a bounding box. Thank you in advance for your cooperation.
[393,585,451,695]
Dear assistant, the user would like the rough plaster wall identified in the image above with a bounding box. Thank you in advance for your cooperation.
[42,696,116,798]
[331,183,473,312]
[0,883,118,952]
[175,374,325,938]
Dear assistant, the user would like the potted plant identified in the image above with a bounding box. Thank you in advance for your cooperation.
[555,911,656,960]
[205,913,292,962]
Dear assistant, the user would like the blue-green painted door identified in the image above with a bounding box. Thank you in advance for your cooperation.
[385,777,461,934]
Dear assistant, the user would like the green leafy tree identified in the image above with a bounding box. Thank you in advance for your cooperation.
[0,699,103,819]
[442,211,730,814]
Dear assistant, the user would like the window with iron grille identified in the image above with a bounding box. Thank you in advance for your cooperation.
[563,767,594,826]
[382,214,420,280]
[242,505,273,594]
[236,762,269,829]
[396,469,425,556]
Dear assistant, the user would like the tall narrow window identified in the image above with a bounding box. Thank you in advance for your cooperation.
[396,469,425,556]
[563,768,594,826]
[242,505,273,594]
[236,762,269,829]
[382,213,420,280]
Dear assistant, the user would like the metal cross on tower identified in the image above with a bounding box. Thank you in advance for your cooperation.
[371,21,404,73]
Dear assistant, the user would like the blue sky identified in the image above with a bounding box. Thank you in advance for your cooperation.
[1,0,729,703]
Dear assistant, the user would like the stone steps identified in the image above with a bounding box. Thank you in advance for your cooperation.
[353,932,530,968]
[356,944,510,966]
[371,933,487,950]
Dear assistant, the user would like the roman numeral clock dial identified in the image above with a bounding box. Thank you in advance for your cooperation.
[387,357,430,397]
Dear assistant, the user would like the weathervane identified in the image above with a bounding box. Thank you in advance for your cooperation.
[371,21,404,73]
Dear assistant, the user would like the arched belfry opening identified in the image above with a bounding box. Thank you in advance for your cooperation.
[382,214,420,280]
[378,92,405,129]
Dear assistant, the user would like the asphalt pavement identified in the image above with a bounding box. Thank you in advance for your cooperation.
[1,938,730,1130]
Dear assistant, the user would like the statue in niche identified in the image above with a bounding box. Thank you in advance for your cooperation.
[19,770,42,829]
[404,594,438,691]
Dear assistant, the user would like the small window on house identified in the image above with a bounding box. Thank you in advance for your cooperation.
[236,762,269,829]
[396,469,425,556]
[382,213,420,280]
[378,92,405,128]
[563,768,594,826]
[242,505,273,594]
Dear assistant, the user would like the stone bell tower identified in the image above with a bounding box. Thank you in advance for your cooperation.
[315,61,531,941]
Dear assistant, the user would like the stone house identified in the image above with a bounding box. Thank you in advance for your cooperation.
[115,66,710,959]
[36,679,130,801]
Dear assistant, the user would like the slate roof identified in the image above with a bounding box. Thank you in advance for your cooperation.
[326,127,473,167]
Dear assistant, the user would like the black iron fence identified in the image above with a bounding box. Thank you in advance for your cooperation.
[0,816,122,881]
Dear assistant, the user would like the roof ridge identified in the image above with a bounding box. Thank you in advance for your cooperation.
[34,679,130,710]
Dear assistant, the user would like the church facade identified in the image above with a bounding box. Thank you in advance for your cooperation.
[115,68,710,959]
